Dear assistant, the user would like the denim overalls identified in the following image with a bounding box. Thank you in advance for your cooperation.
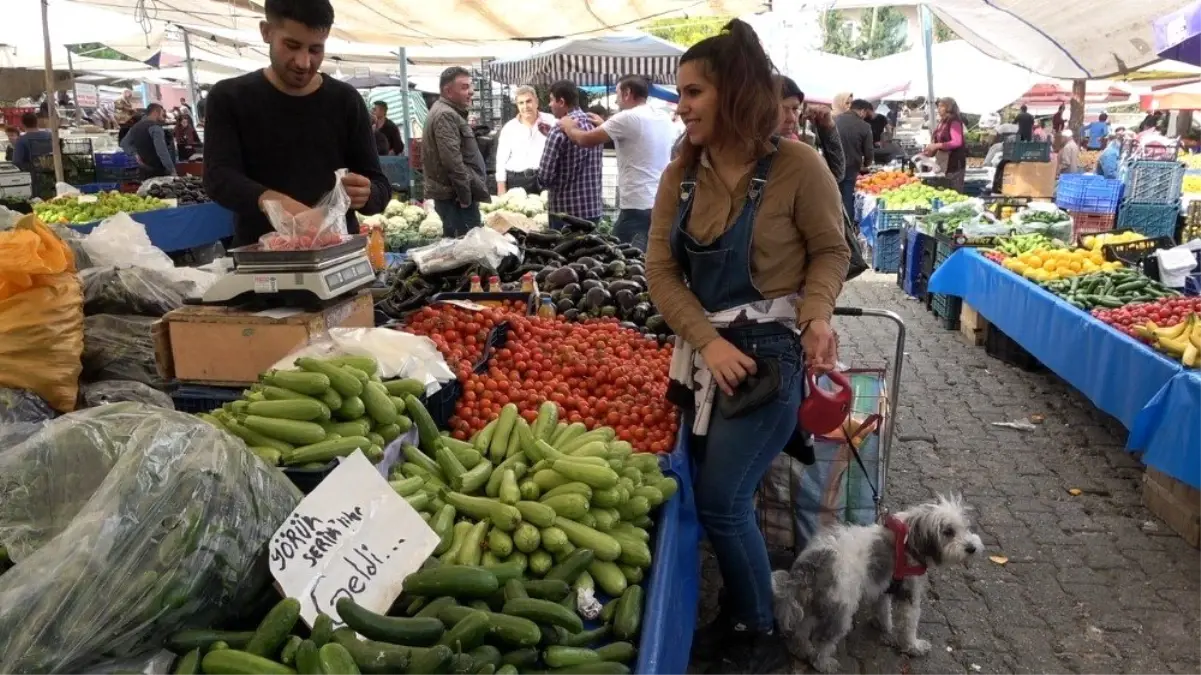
[670,145,804,631]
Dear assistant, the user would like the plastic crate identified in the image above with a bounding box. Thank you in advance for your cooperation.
[60,137,93,156]
[984,325,1044,372]
[899,228,926,298]
[1002,140,1051,162]
[871,229,902,273]
[1123,161,1185,205]
[1117,202,1180,239]
[2,106,36,128]
[1069,211,1116,241]
[931,293,961,331]
[170,384,243,414]
[77,182,119,194]
[95,151,139,169]
[380,155,411,188]
[875,207,925,233]
[96,165,139,182]
[1185,275,1201,297]
[1055,174,1124,213]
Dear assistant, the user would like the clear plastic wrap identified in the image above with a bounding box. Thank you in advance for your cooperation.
[261,169,351,250]
[80,266,192,317]
[82,314,167,389]
[81,380,175,410]
[271,327,456,394]
[410,226,522,274]
[81,213,217,295]
[0,403,302,673]
[49,223,94,270]
[0,387,56,424]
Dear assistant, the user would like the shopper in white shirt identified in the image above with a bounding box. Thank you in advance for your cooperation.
[560,75,675,250]
[495,85,555,195]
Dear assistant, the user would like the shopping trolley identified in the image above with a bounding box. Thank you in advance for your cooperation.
[757,307,906,559]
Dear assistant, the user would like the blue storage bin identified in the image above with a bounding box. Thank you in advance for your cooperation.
[899,228,926,297]
[871,229,902,273]
[170,384,243,414]
[94,151,138,169]
[1055,173,1124,213]
[1117,202,1180,239]
[76,182,119,194]
[1123,161,1185,205]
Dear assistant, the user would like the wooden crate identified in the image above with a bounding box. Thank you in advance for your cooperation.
[1143,468,1200,548]
[959,303,989,346]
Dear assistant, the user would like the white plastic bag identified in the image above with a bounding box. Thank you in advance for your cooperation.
[260,169,351,250]
[81,213,217,294]
[270,327,455,394]
[410,226,522,275]
[55,182,81,198]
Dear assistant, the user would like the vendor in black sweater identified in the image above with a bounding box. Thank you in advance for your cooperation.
[202,0,389,247]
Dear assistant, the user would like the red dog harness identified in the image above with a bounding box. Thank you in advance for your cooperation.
[884,514,927,581]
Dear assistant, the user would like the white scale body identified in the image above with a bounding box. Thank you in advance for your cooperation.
[201,239,376,304]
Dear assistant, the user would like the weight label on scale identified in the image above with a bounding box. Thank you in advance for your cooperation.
[254,275,279,293]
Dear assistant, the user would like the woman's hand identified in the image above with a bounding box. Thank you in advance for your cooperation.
[802,320,838,374]
[700,337,757,396]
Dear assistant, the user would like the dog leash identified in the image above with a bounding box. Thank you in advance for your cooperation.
[841,414,882,509]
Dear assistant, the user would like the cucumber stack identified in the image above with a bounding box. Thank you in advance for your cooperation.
[195,355,429,472]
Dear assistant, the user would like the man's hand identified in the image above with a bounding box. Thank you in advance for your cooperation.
[560,116,578,131]
[259,190,309,216]
[341,172,372,210]
[537,120,552,136]
[805,107,834,130]
[801,320,838,374]
[585,112,604,126]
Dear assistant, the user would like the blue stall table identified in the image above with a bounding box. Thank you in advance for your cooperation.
[70,202,234,252]
[930,248,1200,489]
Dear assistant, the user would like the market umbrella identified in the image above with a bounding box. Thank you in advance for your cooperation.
[1153,1,1201,66]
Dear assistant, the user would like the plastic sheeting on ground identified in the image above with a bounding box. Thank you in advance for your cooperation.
[929,248,1200,489]
[69,202,233,253]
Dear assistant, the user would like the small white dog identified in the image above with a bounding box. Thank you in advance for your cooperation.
[771,495,982,673]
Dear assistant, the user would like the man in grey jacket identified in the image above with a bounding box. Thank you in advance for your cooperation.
[423,66,489,236]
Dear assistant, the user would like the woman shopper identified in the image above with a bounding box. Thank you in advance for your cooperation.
[174,114,201,160]
[646,19,849,674]
[925,96,968,191]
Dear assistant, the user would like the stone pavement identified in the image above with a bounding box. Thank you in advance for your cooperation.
[694,272,1201,674]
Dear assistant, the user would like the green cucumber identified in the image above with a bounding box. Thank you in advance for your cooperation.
[488,528,514,558]
[384,378,425,398]
[501,597,583,633]
[472,419,498,454]
[298,357,364,398]
[246,399,330,421]
[401,394,441,454]
[431,504,458,555]
[200,650,295,675]
[515,501,557,528]
[504,577,529,602]
[547,662,631,674]
[280,636,302,666]
[223,419,295,454]
[556,625,609,648]
[325,355,379,375]
[594,642,634,663]
[167,630,256,654]
[618,564,644,585]
[545,548,595,584]
[523,579,570,602]
[264,370,331,395]
[283,436,371,465]
[541,494,590,521]
[542,482,594,501]
[490,404,519,463]
[361,380,399,425]
[403,564,500,598]
[498,469,521,505]
[469,645,503,670]
[295,640,322,675]
[588,560,627,597]
[406,644,454,675]
[612,585,643,640]
[532,401,560,442]
[438,606,542,647]
[544,647,601,669]
[318,643,361,674]
[242,415,327,446]
[501,648,540,668]
[457,521,490,566]
[244,597,301,658]
[438,610,491,651]
[443,492,523,531]
[459,460,494,495]
[336,597,445,646]
[174,649,202,675]
[310,613,335,647]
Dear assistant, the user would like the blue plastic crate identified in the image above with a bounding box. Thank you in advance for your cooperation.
[871,229,902,273]
[1123,161,1185,205]
[1117,202,1180,239]
[1055,174,1124,213]
[170,384,243,414]
[875,207,924,233]
[899,228,926,297]
[76,182,119,194]
[1185,274,1201,297]
[94,151,137,169]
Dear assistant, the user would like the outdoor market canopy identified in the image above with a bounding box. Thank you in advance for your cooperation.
[487,32,683,86]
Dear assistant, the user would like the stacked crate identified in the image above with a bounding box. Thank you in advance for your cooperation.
[95,151,139,183]
[929,236,962,330]
[1054,173,1123,241]
[871,205,923,274]
[896,227,934,299]
[1118,160,1185,239]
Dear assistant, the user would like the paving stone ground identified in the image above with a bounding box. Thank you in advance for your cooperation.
[694,272,1201,674]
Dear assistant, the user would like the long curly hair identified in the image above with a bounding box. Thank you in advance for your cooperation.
[676,19,779,167]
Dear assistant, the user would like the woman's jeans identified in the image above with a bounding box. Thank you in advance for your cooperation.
[694,325,803,632]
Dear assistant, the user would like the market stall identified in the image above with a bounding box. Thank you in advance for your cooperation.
[487,32,682,86]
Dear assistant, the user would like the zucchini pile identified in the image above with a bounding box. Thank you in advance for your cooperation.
[195,355,429,469]
[1037,269,1182,311]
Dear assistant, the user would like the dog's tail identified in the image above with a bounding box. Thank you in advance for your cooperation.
[771,570,808,634]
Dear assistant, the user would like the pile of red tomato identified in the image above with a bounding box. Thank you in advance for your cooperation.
[1091,296,1201,343]
[450,316,678,453]
[402,301,527,379]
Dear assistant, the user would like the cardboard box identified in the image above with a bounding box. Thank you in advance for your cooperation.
[1143,467,1200,548]
[1001,161,1056,198]
[156,291,374,385]
[959,303,989,346]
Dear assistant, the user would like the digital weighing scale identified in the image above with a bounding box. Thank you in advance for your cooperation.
[200,236,376,306]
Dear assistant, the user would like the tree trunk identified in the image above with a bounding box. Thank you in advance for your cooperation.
[1069,79,1086,137]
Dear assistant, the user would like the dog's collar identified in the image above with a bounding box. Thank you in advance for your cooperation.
[884,514,927,580]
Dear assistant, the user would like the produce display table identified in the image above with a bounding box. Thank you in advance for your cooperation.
[930,248,1200,489]
[71,202,234,252]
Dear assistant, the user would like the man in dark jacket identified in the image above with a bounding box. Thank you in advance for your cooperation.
[1015,105,1035,142]
[372,101,404,155]
[834,100,874,223]
[120,103,176,179]
[423,66,489,236]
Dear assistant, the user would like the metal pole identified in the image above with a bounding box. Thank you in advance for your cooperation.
[39,0,64,184]
[919,4,936,130]
[397,46,412,193]
[182,29,199,111]
[66,49,81,124]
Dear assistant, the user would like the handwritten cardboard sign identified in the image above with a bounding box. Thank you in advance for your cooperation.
[267,450,439,627]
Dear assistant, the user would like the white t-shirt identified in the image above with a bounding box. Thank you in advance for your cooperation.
[602,105,676,210]
[495,113,557,184]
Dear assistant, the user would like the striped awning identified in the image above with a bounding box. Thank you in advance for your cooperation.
[488,52,680,86]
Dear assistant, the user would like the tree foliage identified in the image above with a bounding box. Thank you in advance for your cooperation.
[642,16,727,48]
[821,7,908,59]
[68,43,138,62]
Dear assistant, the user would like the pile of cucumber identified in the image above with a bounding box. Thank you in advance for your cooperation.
[1038,270,1181,311]
[196,355,431,469]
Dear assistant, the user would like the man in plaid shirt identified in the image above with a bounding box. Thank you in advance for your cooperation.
[538,80,603,228]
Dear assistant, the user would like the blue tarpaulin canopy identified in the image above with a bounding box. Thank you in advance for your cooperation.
[1154,1,1201,66]
[581,84,678,103]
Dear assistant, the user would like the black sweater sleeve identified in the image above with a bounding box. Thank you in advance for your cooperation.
[348,97,390,216]
[202,82,269,214]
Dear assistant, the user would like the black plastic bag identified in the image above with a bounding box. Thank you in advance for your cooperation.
[81,381,175,410]
[0,387,56,425]
[82,315,167,389]
[80,266,189,317]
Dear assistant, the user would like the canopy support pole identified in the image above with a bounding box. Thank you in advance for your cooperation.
[919,4,936,130]
[183,29,199,111]
[397,46,413,193]
[40,0,64,185]
[66,49,81,124]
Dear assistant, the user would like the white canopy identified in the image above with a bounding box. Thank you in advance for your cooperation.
[488,32,683,85]
[821,0,1186,79]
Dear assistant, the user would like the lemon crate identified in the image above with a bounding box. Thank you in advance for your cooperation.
[1117,202,1180,240]
[1123,161,1185,205]
[1056,174,1124,213]
[1069,211,1116,241]
[871,229,903,273]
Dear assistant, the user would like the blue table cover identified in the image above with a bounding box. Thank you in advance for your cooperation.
[71,202,234,252]
[930,248,1200,489]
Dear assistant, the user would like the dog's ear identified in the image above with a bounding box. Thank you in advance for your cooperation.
[906,508,944,566]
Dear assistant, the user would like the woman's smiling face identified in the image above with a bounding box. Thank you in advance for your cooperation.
[675,61,719,147]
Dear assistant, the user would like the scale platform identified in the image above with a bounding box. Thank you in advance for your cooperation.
[200,236,376,306]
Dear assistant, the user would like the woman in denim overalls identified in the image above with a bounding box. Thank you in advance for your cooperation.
[645,20,850,674]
